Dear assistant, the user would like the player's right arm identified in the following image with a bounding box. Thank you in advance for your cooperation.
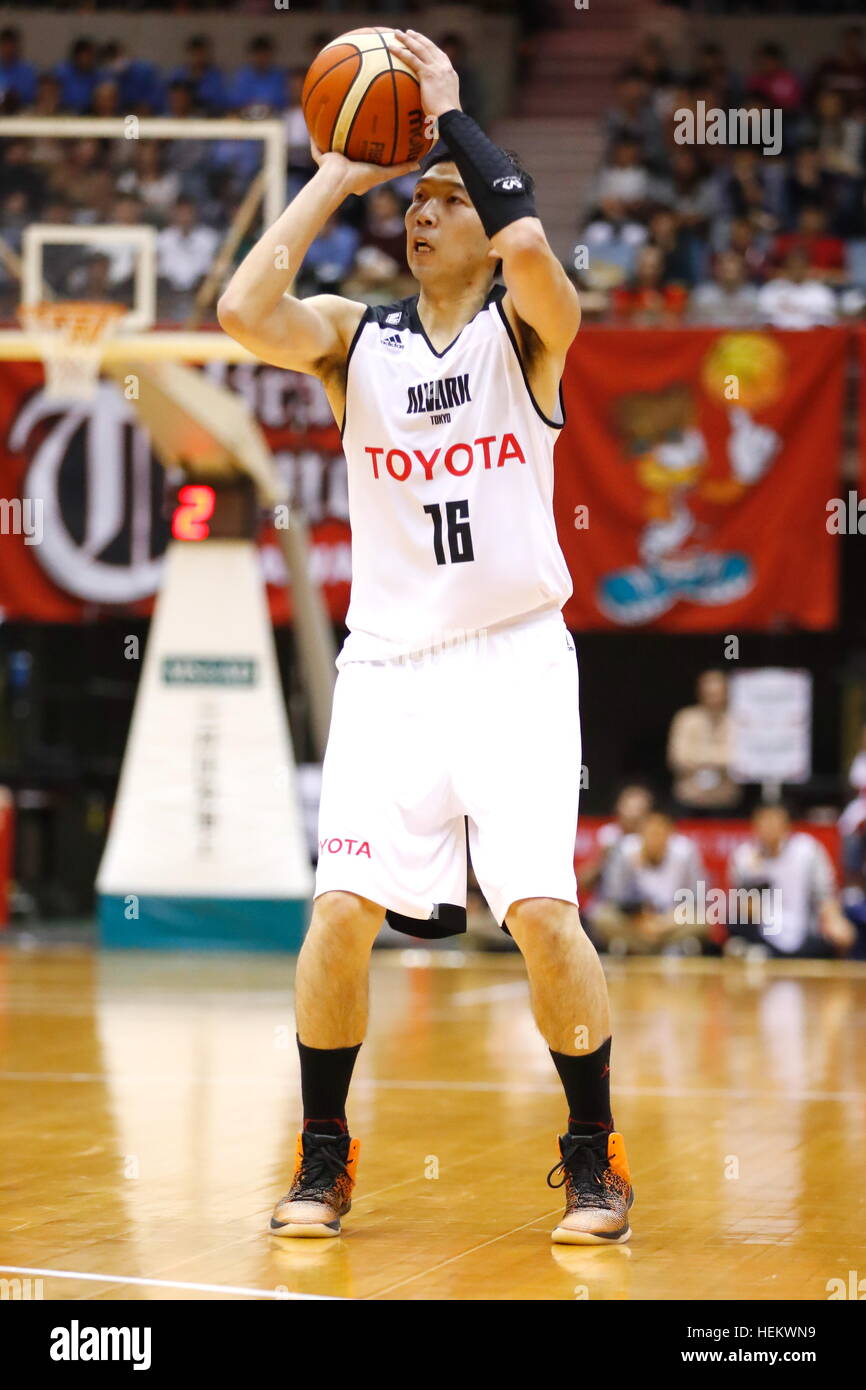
[217,145,419,377]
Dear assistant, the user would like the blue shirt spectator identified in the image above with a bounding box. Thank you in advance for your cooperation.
[170,35,226,116]
[0,27,37,107]
[229,35,286,114]
[55,38,102,114]
[170,62,226,115]
[100,43,165,114]
[304,217,360,288]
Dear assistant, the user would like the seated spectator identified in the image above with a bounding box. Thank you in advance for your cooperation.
[647,208,695,287]
[1,136,46,213]
[605,69,666,170]
[342,244,414,306]
[611,244,688,326]
[594,137,652,217]
[54,37,102,114]
[65,250,126,309]
[361,186,409,272]
[157,198,219,316]
[718,148,777,234]
[578,784,654,899]
[285,67,315,187]
[591,811,706,955]
[229,34,286,117]
[757,247,838,327]
[727,804,854,958]
[170,34,226,116]
[746,42,804,115]
[839,725,866,882]
[437,34,484,124]
[771,203,846,284]
[300,214,360,294]
[810,24,866,109]
[659,148,719,237]
[47,137,108,211]
[31,72,62,117]
[0,25,36,109]
[667,669,742,813]
[99,41,164,116]
[692,40,742,109]
[724,215,773,282]
[0,189,28,256]
[117,144,181,221]
[688,250,760,326]
[40,199,79,298]
[91,79,121,118]
[631,33,677,98]
[807,87,865,181]
[91,194,146,292]
[580,198,648,287]
[782,143,835,231]
[76,168,115,225]
[165,84,214,201]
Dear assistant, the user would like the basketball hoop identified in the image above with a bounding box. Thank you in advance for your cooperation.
[18,301,127,401]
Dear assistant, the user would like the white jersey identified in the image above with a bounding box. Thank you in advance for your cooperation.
[338,284,572,663]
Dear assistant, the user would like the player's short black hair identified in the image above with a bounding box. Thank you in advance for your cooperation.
[417,143,535,198]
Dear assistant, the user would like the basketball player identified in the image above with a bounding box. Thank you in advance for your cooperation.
[219,29,633,1244]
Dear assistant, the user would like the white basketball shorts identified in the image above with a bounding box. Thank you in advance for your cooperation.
[314,609,581,930]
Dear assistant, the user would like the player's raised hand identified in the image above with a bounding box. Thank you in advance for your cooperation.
[310,138,419,194]
[389,30,461,119]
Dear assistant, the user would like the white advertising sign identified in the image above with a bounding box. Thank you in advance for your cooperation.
[729,668,812,784]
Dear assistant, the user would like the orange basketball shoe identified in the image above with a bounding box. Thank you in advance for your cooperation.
[547,1131,634,1244]
[269,1130,360,1238]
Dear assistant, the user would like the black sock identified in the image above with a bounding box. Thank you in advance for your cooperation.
[549,1036,613,1137]
[297,1036,361,1137]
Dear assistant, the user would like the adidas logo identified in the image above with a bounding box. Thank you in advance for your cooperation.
[381,332,404,351]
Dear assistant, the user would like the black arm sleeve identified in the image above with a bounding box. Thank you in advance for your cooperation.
[436,109,537,239]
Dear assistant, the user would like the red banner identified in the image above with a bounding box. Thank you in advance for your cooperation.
[0,360,351,623]
[555,328,846,631]
[0,329,850,629]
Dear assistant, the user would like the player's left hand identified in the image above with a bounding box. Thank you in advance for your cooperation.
[389,30,461,121]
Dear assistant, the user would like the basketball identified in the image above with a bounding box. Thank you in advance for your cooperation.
[302,28,435,166]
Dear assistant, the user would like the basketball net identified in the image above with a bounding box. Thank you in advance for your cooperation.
[18,301,127,401]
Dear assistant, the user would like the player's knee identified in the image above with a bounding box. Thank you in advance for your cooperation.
[505,897,581,945]
[310,891,384,943]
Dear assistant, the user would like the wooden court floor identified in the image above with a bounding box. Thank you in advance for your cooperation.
[1,943,864,1301]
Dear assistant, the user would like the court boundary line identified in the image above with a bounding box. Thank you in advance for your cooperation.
[0,1264,342,1301]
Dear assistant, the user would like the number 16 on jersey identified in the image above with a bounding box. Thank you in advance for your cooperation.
[423,499,475,566]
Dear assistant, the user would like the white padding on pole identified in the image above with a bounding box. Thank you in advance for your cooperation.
[97,539,312,901]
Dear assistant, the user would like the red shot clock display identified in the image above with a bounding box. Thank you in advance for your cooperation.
[166,476,260,542]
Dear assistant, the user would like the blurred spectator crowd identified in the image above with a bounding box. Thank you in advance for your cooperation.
[579,26,866,325]
[568,672,866,962]
[0,27,483,319]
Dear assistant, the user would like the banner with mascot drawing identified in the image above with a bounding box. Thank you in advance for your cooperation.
[555,328,846,631]
[0,329,848,630]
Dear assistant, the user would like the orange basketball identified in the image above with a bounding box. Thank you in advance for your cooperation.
[303,27,435,167]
